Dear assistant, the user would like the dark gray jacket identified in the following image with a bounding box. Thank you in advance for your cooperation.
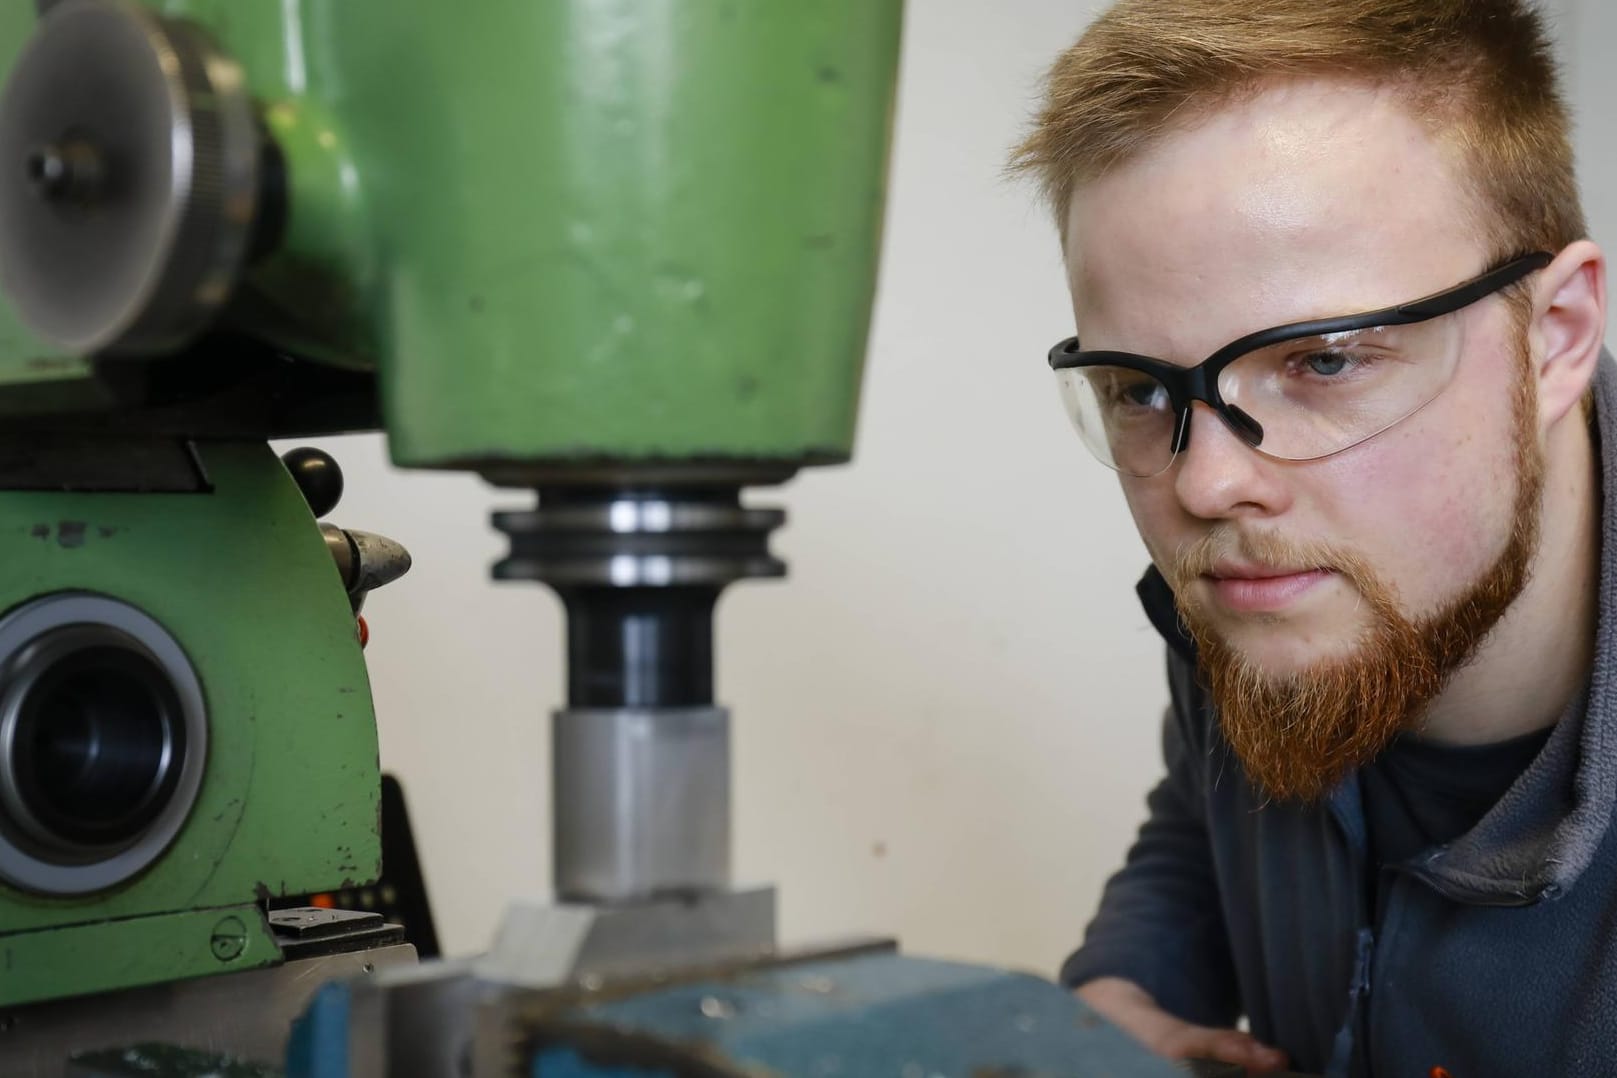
[1062,354,1617,1077]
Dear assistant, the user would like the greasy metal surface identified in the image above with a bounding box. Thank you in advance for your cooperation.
[0,441,381,1005]
[0,0,903,470]
[2,943,413,1077]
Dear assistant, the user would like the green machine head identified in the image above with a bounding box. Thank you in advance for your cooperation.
[0,0,902,1017]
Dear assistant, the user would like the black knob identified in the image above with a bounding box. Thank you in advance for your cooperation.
[282,448,343,518]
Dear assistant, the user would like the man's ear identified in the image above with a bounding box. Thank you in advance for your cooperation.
[1530,240,1607,429]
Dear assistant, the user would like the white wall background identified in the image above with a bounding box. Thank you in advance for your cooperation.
[281,0,1615,975]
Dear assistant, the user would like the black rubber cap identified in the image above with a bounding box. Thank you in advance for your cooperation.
[281,447,343,518]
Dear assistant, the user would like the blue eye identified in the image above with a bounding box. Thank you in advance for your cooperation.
[1302,351,1353,377]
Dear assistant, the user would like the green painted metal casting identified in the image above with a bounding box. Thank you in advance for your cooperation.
[0,443,381,1006]
[0,0,904,472]
[0,904,280,1008]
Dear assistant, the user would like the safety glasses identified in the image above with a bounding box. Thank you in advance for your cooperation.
[1047,253,1552,477]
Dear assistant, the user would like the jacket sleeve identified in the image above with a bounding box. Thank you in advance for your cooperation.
[1058,648,1242,1028]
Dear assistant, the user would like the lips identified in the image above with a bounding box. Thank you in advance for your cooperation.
[1208,560,1316,581]
[1204,566,1334,613]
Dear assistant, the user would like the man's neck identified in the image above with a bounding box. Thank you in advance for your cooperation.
[1419,414,1602,746]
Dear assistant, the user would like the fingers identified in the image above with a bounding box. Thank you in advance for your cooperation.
[1169,1027,1289,1073]
[1073,978,1289,1074]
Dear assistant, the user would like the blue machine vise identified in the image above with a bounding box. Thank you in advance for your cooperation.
[286,950,1183,1078]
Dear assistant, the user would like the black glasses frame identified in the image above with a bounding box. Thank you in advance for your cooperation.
[1046,251,1553,455]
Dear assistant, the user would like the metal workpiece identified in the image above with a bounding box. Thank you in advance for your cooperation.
[553,707,731,903]
[0,594,208,897]
[0,0,264,354]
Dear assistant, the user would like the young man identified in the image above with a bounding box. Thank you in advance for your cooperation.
[1013,2,1610,1075]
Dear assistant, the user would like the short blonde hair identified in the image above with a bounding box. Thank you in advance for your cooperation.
[1010,0,1587,263]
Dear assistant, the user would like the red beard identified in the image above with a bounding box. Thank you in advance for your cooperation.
[1166,351,1544,803]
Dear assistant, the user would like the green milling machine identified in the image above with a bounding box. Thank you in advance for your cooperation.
[0,2,1194,1076]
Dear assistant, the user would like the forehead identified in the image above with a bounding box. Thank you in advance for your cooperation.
[1063,78,1486,358]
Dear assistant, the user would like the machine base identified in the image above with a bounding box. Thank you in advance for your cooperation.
[0,941,415,1077]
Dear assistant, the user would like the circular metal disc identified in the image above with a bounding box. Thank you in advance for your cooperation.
[0,0,258,354]
[0,593,209,896]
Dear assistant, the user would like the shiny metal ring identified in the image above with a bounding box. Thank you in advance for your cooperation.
[0,593,207,896]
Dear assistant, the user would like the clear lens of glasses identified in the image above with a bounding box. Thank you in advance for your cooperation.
[1056,313,1465,477]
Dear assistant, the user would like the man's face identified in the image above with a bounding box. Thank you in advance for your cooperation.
[1065,78,1532,676]
[1063,79,1548,799]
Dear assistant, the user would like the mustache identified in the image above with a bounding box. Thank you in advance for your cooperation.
[1166,528,1378,599]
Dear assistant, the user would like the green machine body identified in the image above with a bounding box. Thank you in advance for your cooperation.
[0,0,902,1009]
[0,444,381,1007]
[0,0,903,475]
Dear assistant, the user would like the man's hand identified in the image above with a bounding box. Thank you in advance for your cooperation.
[1076,977,1289,1074]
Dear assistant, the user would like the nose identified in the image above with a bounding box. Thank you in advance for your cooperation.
[1171,402,1293,520]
